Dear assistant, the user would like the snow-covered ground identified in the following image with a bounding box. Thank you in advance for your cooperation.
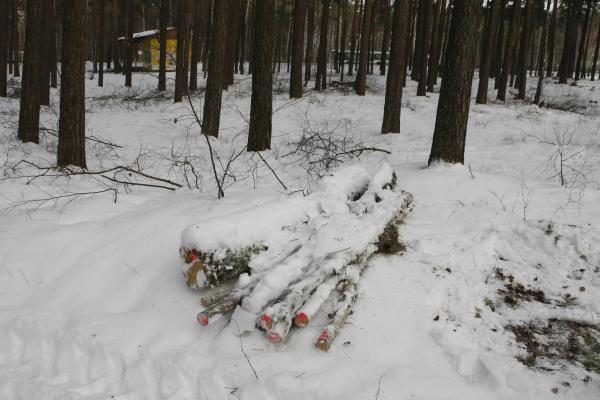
[1,69,599,399]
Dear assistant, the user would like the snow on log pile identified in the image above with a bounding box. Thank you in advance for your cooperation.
[179,163,413,350]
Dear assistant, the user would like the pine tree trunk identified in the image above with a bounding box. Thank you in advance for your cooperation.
[12,0,19,77]
[202,0,228,137]
[381,0,409,134]
[411,0,426,80]
[380,0,392,75]
[0,0,8,97]
[98,0,105,87]
[247,0,274,152]
[534,0,551,104]
[276,0,287,73]
[238,0,248,74]
[125,0,133,87]
[340,0,348,80]
[224,0,241,89]
[112,0,122,73]
[305,0,316,83]
[591,22,600,81]
[426,0,443,91]
[416,0,433,96]
[49,0,57,88]
[492,0,506,86]
[175,0,191,102]
[189,0,206,90]
[355,0,372,95]
[57,0,87,169]
[316,0,331,91]
[347,0,359,77]
[39,0,51,106]
[158,0,168,91]
[496,0,521,101]
[546,0,557,77]
[516,0,533,99]
[290,0,307,98]
[574,0,591,80]
[558,0,582,83]
[476,0,500,103]
[428,0,480,165]
[17,0,44,143]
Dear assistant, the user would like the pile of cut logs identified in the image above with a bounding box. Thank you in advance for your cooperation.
[180,163,413,351]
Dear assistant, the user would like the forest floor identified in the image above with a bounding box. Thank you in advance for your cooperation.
[1,69,600,399]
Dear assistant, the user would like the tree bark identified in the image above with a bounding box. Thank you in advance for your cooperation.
[347,0,360,77]
[496,0,521,101]
[39,0,50,106]
[58,0,87,169]
[534,0,551,104]
[545,0,557,77]
[247,0,274,152]
[380,0,391,75]
[416,0,433,96]
[125,0,134,87]
[112,0,122,73]
[475,0,500,103]
[316,0,331,91]
[558,0,582,83]
[98,0,106,87]
[426,0,444,91]
[189,0,205,91]
[290,0,307,98]
[591,21,600,81]
[224,0,241,89]
[0,0,8,97]
[381,0,409,133]
[574,0,592,80]
[428,0,480,165]
[17,0,44,143]
[492,0,506,86]
[305,0,316,83]
[516,0,533,99]
[340,0,348,80]
[11,0,19,77]
[202,0,228,137]
[355,0,373,95]
[175,0,192,102]
[158,0,169,91]
[411,0,426,80]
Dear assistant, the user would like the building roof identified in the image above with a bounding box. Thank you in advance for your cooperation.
[118,27,176,42]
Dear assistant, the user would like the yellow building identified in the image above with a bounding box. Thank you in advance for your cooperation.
[119,27,178,72]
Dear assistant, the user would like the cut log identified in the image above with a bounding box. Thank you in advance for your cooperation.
[187,163,414,348]
[315,265,364,351]
[181,165,372,290]
[182,244,266,289]
[294,275,341,327]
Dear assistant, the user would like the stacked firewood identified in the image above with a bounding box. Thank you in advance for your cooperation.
[180,163,413,350]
